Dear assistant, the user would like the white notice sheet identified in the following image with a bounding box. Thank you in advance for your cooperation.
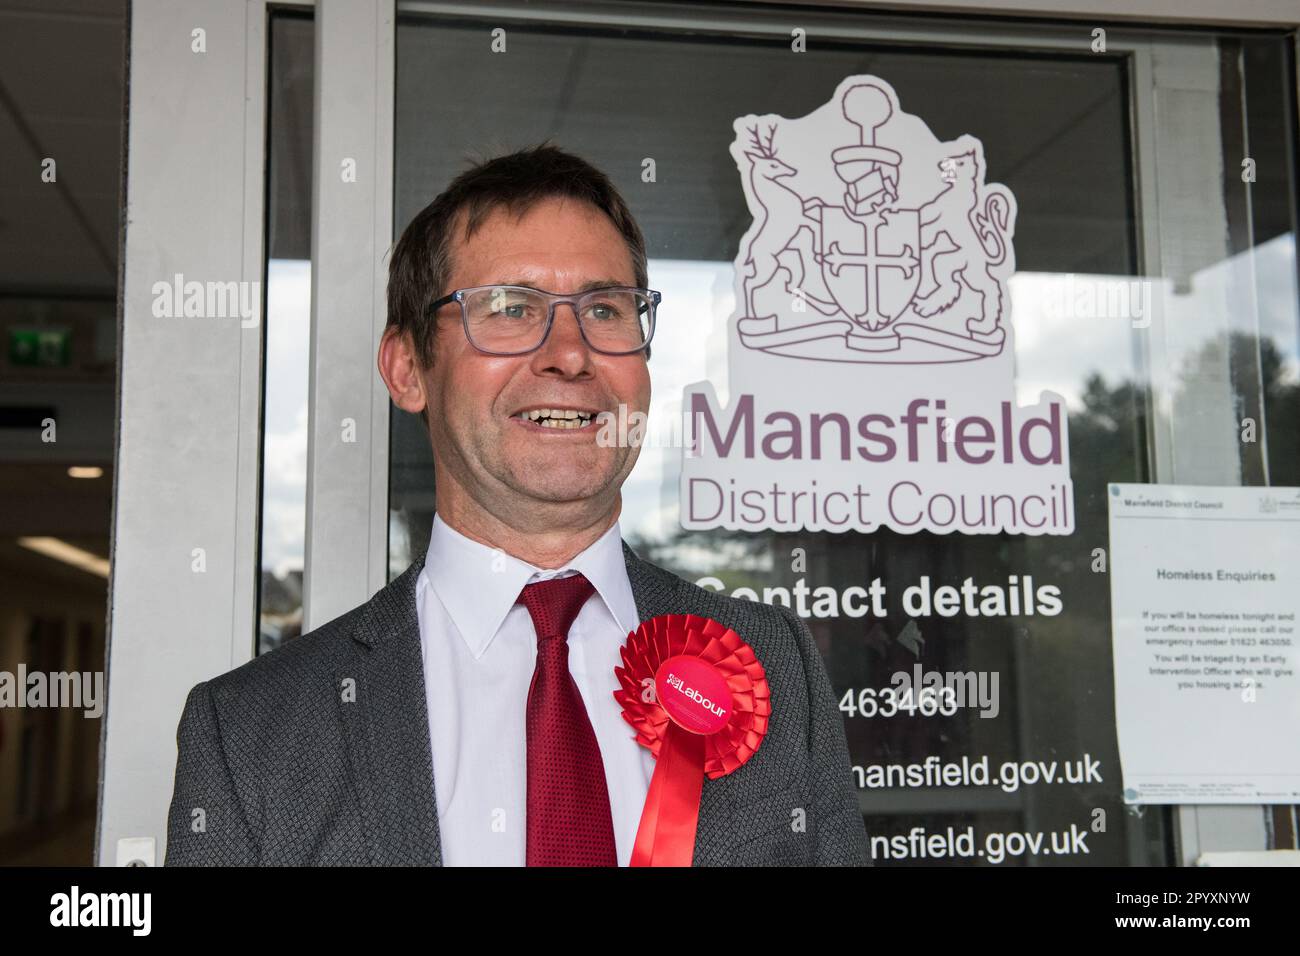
[1108,483,1300,804]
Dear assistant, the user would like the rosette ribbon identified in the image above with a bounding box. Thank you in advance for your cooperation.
[613,614,770,866]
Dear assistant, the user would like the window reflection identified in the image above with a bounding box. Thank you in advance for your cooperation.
[259,260,311,653]
[257,11,314,653]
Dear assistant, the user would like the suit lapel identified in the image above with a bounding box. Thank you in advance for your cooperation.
[620,540,733,865]
[337,553,443,865]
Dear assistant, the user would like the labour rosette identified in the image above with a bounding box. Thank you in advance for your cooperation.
[613,613,770,866]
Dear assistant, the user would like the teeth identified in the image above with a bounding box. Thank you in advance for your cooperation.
[516,407,594,427]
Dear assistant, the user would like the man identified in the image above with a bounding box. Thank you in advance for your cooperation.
[165,143,868,867]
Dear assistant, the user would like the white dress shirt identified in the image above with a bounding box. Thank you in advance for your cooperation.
[415,513,657,866]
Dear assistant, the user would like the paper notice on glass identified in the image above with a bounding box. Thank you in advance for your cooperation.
[1108,483,1300,804]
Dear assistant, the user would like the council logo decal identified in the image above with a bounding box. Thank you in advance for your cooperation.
[681,75,1075,536]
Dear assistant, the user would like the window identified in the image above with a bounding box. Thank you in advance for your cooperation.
[388,2,1299,864]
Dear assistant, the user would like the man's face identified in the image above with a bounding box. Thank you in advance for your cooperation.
[421,196,651,525]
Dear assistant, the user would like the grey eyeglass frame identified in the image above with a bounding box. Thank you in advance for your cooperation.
[426,284,661,355]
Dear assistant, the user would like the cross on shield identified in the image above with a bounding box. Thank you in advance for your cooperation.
[816,206,920,330]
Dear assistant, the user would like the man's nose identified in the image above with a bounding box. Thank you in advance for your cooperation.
[532,302,593,372]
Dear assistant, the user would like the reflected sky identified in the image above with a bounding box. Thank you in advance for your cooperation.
[261,259,311,580]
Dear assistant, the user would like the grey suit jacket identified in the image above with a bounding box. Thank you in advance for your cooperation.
[165,540,869,866]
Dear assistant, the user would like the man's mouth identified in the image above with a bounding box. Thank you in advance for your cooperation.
[511,406,599,430]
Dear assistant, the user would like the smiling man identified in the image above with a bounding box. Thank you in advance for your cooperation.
[164,143,868,867]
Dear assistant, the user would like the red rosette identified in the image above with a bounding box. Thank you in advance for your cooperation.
[613,614,771,866]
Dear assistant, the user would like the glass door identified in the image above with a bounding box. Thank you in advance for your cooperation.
[384,2,1299,865]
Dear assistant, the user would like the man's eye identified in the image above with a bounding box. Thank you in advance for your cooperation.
[487,296,535,319]
[585,300,628,321]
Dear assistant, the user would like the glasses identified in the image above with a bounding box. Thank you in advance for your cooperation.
[426,284,660,355]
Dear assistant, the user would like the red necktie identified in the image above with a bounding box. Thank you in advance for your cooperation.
[517,573,618,866]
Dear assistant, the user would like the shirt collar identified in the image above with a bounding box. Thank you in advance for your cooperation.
[421,513,638,659]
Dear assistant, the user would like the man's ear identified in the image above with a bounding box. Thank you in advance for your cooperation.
[377,326,429,416]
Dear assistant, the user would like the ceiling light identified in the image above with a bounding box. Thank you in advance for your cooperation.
[17,537,110,578]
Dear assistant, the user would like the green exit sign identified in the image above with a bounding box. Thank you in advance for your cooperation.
[9,328,70,367]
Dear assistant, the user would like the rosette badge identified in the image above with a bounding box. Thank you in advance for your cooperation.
[613,614,771,866]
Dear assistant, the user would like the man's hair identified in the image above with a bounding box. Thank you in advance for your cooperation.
[386,142,651,397]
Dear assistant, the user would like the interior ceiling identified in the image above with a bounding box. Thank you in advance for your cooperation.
[1,0,124,571]
[0,0,125,296]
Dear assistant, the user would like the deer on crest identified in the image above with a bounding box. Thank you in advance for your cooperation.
[740,124,837,323]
